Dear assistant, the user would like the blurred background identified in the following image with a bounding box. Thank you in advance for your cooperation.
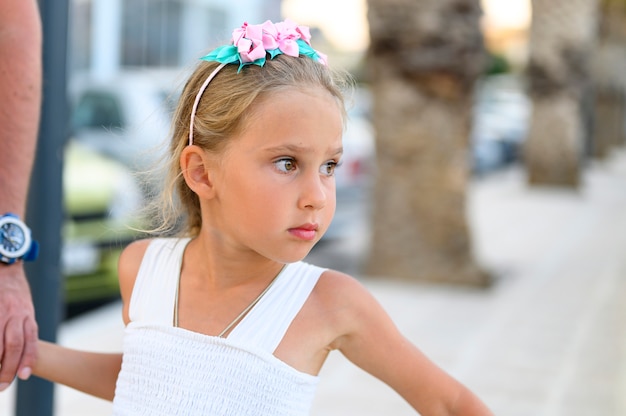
[4,0,626,415]
[61,0,536,314]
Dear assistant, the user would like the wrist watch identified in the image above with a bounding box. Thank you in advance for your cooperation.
[0,213,39,265]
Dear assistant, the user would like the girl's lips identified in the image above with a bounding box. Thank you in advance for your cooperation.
[289,224,318,241]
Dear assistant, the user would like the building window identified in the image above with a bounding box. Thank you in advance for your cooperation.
[122,0,182,67]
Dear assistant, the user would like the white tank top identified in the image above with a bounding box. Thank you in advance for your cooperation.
[112,238,325,416]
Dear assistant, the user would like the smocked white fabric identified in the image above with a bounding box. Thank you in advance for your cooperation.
[111,238,325,416]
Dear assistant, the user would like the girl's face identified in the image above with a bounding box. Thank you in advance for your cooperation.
[208,87,344,263]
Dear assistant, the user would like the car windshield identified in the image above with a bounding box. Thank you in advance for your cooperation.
[72,91,125,130]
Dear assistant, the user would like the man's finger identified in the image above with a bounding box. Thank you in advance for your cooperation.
[17,317,38,379]
[0,318,26,388]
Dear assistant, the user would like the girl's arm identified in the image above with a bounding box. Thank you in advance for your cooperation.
[326,271,493,415]
[29,240,152,400]
[33,340,121,401]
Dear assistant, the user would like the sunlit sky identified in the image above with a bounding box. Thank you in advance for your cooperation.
[282,0,531,51]
[481,0,531,30]
[282,0,369,51]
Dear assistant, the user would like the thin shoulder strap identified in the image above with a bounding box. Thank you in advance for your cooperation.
[227,262,326,353]
[128,238,191,324]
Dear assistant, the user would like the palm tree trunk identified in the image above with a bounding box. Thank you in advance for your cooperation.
[591,0,626,157]
[365,0,489,285]
[525,0,599,186]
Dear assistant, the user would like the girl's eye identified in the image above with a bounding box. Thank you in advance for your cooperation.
[274,158,297,173]
[320,161,339,176]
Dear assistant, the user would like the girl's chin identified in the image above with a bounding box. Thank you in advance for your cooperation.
[272,247,317,264]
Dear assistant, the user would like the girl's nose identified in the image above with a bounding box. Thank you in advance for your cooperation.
[298,173,327,210]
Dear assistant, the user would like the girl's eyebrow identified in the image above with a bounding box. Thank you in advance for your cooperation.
[263,144,343,156]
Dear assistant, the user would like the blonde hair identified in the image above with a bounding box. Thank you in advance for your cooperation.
[144,54,352,237]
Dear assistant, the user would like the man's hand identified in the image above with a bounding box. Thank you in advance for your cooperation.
[0,263,38,391]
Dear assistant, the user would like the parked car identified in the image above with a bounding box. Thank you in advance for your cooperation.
[69,69,185,173]
[62,140,144,305]
[470,74,530,174]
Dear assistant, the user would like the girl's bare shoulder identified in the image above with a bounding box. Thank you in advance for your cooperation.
[118,238,153,323]
[314,268,369,301]
[310,268,386,334]
[118,239,152,280]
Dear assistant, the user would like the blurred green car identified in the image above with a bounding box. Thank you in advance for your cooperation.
[62,140,144,305]
[62,69,179,307]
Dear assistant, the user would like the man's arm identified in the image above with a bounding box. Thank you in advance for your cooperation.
[0,0,42,390]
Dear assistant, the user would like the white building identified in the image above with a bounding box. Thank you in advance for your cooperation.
[70,0,282,80]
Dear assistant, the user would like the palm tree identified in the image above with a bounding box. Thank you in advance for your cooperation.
[364,0,489,285]
[591,0,626,158]
[524,0,599,186]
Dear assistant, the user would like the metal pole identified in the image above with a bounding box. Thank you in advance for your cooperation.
[16,0,69,414]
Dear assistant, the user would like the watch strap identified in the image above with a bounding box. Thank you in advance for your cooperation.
[23,240,39,262]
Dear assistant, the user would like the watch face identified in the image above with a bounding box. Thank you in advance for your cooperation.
[0,216,31,259]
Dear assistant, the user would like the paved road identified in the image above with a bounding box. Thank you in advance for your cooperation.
[1,149,625,415]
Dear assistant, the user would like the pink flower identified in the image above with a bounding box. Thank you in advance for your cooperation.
[260,19,314,57]
[225,19,326,66]
[261,20,280,50]
[273,19,304,57]
[292,21,312,46]
[232,22,266,63]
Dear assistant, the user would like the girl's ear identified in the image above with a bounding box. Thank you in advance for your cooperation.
[180,145,216,199]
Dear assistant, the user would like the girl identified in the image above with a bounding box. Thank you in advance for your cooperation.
[29,19,492,415]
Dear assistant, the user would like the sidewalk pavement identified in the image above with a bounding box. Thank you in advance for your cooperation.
[1,149,625,416]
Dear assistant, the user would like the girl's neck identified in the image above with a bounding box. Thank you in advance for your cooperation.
[182,235,285,290]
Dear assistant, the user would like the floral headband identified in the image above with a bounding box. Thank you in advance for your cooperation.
[188,19,328,146]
